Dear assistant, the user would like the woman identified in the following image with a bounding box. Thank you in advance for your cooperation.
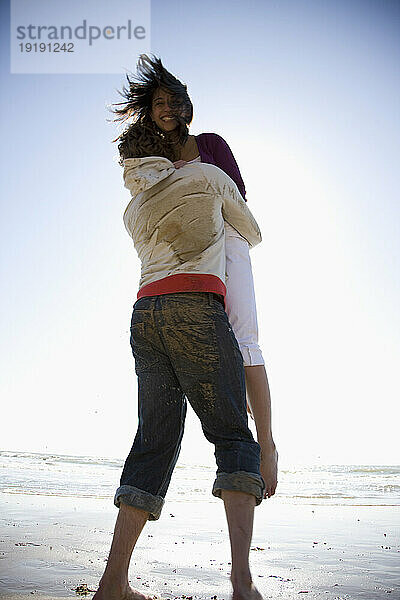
[111,54,278,496]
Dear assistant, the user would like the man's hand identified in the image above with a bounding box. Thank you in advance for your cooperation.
[173,160,188,169]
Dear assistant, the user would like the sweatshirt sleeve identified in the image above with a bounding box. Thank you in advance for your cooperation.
[220,182,261,248]
[211,134,247,201]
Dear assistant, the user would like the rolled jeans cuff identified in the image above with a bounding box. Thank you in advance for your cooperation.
[114,485,165,521]
[212,471,265,506]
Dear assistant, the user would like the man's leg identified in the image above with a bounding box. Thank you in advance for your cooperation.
[221,490,263,600]
[92,503,150,600]
[94,296,186,599]
[160,294,264,599]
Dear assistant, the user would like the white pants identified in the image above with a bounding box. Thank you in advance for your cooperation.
[224,222,265,367]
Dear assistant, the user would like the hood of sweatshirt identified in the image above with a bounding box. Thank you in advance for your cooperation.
[122,156,177,197]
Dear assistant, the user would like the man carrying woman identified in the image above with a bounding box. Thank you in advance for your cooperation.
[93,54,278,600]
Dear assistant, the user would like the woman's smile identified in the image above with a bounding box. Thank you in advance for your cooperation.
[151,87,182,131]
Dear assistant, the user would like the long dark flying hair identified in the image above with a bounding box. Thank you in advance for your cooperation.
[108,54,193,165]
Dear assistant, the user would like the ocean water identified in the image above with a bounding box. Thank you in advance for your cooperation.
[1,450,399,507]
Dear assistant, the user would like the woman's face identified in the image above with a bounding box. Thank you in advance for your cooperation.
[150,87,185,132]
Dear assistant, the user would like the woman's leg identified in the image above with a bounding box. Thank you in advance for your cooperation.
[224,228,278,499]
[244,365,278,499]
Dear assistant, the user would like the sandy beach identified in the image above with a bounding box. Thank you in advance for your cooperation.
[1,489,399,600]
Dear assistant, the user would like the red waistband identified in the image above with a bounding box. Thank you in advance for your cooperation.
[137,273,226,299]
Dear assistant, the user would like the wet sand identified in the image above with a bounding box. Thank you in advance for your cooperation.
[0,491,399,599]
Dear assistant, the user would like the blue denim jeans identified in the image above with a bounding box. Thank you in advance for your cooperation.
[114,292,265,520]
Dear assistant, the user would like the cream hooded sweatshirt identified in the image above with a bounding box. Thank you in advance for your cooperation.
[122,156,261,297]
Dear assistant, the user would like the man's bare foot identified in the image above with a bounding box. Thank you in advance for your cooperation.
[260,443,278,499]
[92,582,157,600]
[232,581,263,600]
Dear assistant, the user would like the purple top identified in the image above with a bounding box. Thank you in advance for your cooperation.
[195,133,247,201]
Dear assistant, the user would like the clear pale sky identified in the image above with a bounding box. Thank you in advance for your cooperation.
[1,0,399,467]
